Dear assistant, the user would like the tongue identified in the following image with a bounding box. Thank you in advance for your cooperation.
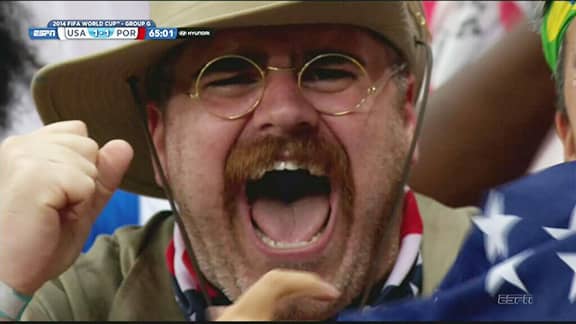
[251,195,329,243]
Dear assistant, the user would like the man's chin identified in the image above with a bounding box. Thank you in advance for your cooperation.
[274,296,343,321]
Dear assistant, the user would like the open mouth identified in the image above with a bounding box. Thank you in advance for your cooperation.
[243,160,337,257]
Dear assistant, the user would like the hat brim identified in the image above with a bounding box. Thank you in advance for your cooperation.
[32,1,427,198]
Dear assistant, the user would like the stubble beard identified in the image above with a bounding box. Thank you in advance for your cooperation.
[271,138,407,320]
[170,109,409,320]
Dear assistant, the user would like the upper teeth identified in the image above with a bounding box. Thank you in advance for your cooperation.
[273,161,299,171]
[252,161,324,180]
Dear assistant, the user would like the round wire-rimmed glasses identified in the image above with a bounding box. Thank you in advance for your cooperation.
[186,53,407,120]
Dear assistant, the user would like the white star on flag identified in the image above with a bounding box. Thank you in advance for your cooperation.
[485,250,532,296]
[409,282,419,296]
[557,253,576,303]
[473,191,521,263]
[544,203,576,240]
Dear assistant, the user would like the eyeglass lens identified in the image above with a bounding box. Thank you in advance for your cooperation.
[194,54,373,118]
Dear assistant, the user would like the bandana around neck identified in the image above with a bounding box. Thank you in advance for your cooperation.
[165,189,423,321]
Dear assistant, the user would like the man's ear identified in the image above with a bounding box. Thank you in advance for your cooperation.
[555,110,576,161]
[402,74,419,164]
[147,103,167,187]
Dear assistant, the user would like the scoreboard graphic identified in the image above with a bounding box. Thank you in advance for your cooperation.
[29,20,212,40]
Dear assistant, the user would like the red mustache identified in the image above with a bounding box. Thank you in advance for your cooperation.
[225,134,351,190]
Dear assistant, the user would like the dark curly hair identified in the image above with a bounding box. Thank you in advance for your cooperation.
[0,2,40,129]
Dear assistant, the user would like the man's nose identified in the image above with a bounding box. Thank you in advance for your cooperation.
[250,72,320,137]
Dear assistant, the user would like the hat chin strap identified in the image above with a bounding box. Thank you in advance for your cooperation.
[358,39,433,307]
[127,38,433,318]
[127,77,214,309]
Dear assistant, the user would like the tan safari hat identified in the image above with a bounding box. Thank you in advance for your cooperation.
[32,1,430,199]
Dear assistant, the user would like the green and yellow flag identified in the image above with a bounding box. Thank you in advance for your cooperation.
[542,0,576,71]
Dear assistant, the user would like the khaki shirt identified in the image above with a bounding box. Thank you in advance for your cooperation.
[22,194,477,321]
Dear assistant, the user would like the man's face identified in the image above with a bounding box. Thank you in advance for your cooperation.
[150,24,416,319]
[558,21,576,160]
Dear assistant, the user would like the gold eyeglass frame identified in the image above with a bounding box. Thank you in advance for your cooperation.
[187,53,407,120]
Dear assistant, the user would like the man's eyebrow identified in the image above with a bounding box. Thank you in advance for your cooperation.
[303,49,366,66]
[189,51,267,78]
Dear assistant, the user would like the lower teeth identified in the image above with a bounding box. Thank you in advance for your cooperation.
[255,228,322,249]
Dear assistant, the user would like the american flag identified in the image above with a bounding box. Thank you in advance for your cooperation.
[340,161,576,320]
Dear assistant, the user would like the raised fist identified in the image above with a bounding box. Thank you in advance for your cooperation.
[0,120,133,295]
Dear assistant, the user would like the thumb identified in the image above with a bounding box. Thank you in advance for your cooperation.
[216,269,340,321]
[92,139,134,213]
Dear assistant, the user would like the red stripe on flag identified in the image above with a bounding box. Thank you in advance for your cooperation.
[182,251,221,298]
[400,190,424,238]
[166,239,176,275]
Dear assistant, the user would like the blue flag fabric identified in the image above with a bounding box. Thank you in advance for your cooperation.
[339,161,576,321]
[82,190,139,252]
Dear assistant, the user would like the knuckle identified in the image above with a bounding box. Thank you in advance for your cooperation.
[58,169,93,196]
[85,137,99,150]
[79,176,97,197]
[66,135,99,162]
[85,162,98,179]
[0,154,96,206]
[36,183,66,210]
[83,137,100,157]
[72,120,89,136]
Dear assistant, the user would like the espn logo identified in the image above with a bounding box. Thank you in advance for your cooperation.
[29,28,58,40]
